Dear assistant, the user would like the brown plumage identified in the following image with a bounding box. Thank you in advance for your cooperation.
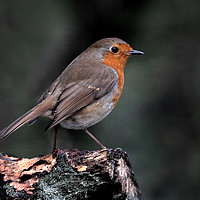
[0,38,143,148]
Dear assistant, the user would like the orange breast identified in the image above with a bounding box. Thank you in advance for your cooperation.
[103,51,129,106]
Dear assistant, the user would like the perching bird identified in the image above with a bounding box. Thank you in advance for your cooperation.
[0,38,143,149]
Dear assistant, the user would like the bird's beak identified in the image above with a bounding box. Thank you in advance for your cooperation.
[125,49,144,56]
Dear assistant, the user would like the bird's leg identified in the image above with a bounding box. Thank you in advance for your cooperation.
[53,124,60,151]
[81,127,106,149]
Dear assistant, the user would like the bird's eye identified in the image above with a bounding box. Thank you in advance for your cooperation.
[110,46,119,54]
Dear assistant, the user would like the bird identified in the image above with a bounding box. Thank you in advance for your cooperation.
[0,38,143,149]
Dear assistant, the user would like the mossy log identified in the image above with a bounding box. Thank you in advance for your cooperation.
[0,148,142,200]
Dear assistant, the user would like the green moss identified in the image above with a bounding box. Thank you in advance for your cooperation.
[33,152,108,200]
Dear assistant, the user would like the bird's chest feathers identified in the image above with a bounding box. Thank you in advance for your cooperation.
[103,53,128,105]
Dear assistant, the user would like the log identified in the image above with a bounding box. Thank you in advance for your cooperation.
[0,148,142,200]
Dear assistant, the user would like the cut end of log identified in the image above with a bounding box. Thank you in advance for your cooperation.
[0,148,142,200]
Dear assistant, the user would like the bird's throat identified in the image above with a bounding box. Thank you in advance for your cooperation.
[103,53,128,106]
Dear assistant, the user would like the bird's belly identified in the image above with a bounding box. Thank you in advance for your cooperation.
[60,89,118,130]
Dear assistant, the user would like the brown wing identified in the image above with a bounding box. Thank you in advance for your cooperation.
[27,77,61,125]
[45,76,117,130]
[38,77,60,104]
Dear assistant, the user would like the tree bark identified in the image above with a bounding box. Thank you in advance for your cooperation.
[0,148,142,200]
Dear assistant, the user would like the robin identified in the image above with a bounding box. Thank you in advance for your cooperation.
[0,38,143,149]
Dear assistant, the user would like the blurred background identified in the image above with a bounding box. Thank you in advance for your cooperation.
[0,0,200,199]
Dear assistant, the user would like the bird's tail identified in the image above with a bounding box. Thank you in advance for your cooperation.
[0,98,52,139]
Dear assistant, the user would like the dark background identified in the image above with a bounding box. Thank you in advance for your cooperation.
[0,0,200,199]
